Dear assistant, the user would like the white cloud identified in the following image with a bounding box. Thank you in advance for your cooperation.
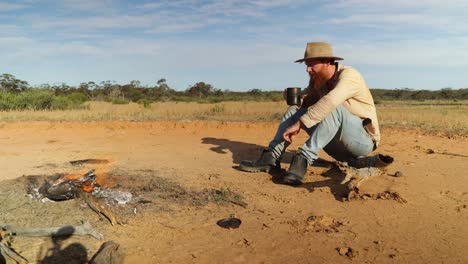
[0,37,102,61]
[12,0,310,36]
[325,0,468,12]
[0,2,28,11]
[0,24,23,36]
[57,0,116,11]
[328,13,468,34]
[145,22,207,33]
[338,37,468,67]
[104,39,161,55]
[137,2,163,10]
[0,36,33,47]
[29,14,152,30]
[53,42,102,55]
[322,0,468,34]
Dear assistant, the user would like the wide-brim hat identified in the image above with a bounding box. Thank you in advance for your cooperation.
[295,42,343,63]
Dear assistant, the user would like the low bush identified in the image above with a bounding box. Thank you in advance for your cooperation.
[110,98,130,104]
[68,92,88,103]
[0,90,86,110]
[137,98,152,108]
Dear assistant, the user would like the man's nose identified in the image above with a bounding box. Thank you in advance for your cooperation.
[306,66,313,73]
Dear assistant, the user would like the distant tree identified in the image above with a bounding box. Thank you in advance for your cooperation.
[130,80,141,88]
[100,80,117,96]
[109,86,123,99]
[77,82,92,97]
[39,83,51,90]
[128,89,145,102]
[440,87,454,99]
[148,78,172,100]
[248,88,262,95]
[0,73,29,92]
[186,82,217,98]
[86,81,98,90]
[157,78,167,86]
[51,83,72,96]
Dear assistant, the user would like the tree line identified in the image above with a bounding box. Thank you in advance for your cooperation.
[0,73,467,110]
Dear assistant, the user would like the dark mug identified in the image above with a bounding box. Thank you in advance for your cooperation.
[286,87,301,106]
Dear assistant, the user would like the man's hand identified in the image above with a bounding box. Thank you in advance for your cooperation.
[283,120,302,143]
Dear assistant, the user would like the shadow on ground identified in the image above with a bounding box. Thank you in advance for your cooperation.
[298,166,350,202]
[201,137,291,184]
[201,137,349,201]
[201,137,297,164]
[38,227,88,264]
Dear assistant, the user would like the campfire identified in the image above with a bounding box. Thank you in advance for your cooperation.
[29,167,132,227]
[41,169,99,201]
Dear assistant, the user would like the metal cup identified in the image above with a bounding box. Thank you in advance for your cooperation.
[286,87,301,106]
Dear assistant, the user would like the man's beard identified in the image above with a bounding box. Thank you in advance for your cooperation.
[310,72,326,90]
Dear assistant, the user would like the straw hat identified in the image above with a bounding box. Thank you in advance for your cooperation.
[295,42,343,63]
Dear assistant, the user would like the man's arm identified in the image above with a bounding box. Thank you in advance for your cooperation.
[300,67,364,128]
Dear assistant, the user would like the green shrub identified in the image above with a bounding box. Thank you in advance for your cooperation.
[207,97,222,104]
[128,89,145,102]
[137,98,152,108]
[18,90,54,110]
[0,90,85,110]
[68,92,88,103]
[0,92,17,110]
[51,96,85,110]
[110,98,130,104]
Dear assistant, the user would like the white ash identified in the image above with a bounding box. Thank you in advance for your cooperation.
[94,189,133,205]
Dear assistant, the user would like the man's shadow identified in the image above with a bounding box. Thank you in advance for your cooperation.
[38,226,88,264]
[298,166,350,201]
[201,137,293,183]
[201,137,349,201]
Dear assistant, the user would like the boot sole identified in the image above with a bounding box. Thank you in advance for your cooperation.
[283,173,304,186]
[238,164,273,173]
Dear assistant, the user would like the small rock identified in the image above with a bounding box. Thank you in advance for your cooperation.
[393,171,403,177]
[338,247,349,256]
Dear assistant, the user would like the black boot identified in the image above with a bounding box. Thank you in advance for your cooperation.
[238,149,280,173]
[348,154,394,168]
[283,154,308,186]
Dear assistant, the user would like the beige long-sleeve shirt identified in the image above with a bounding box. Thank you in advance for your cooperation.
[299,64,381,146]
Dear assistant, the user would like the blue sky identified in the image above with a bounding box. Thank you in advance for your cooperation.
[1,0,467,91]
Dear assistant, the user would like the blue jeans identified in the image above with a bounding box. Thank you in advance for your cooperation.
[268,105,374,165]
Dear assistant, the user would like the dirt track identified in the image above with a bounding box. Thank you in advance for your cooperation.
[0,121,467,263]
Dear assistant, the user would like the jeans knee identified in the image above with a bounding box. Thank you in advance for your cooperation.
[321,105,349,126]
[284,105,299,116]
[282,105,298,119]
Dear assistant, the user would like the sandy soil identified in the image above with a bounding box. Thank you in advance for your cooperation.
[0,121,467,263]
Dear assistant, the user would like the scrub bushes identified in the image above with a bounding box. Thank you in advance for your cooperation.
[0,90,86,110]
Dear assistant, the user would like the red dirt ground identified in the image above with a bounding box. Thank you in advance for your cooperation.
[0,121,467,263]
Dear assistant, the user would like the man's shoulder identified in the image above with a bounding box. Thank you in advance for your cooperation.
[338,64,360,74]
[338,64,363,80]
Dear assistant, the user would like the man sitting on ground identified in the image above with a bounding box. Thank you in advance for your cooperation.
[239,42,390,186]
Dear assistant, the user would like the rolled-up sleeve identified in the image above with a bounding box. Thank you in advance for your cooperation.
[300,68,363,128]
